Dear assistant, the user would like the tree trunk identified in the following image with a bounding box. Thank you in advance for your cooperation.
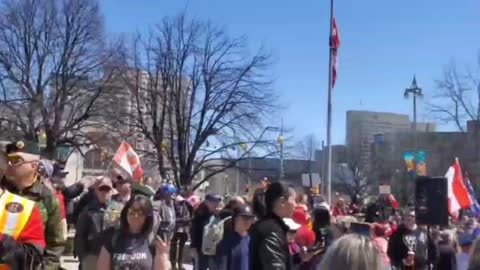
[43,139,57,159]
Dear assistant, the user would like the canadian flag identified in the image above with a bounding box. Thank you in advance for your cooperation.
[112,141,143,182]
[330,16,340,88]
[444,159,472,216]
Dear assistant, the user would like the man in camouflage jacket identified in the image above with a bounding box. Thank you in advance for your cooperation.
[1,143,66,270]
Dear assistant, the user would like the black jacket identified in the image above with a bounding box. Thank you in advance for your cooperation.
[249,213,291,270]
[190,203,214,251]
[388,225,437,270]
[71,187,94,225]
[436,241,456,270]
[0,224,44,270]
[61,182,84,201]
[73,197,108,258]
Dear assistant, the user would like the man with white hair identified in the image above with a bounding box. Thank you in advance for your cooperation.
[74,176,122,270]
[387,210,438,270]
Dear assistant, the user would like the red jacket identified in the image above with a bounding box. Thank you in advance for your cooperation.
[55,190,66,220]
[16,205,46,248]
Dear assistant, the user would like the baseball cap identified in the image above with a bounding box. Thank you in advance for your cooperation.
[292,207,309,226]
[5,141,25,154]
[233,205,255,218]
[283,218,301,231]
[205,194,222,202]
[94,176,113,189]
[459,233,475,246]
[160,183,177,194]
[52,162,68,178]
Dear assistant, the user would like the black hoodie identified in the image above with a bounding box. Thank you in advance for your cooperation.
[387,224,438,270]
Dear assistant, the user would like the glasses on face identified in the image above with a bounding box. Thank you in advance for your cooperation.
[240,215,255,221]
[7,155,25,166]
[98,186,111,193]
[127,208,145,218]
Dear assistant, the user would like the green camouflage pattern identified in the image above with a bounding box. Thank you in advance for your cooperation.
[103,200,124,229]
[1,178,66,270]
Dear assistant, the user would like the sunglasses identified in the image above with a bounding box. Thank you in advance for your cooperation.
[7,155,25,166]
[127,208,145,218]
[98,186,112,192]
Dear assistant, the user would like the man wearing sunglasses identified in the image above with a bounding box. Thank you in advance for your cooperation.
[0,148,46,270]
[74,176,123,270]
[0,142,66,270]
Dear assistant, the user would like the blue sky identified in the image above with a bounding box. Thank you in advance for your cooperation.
[101,0,480,145]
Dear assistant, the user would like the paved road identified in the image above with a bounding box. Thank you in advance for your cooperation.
[61,256,193,270]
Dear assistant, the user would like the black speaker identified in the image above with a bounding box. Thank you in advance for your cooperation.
[415,176,449,226]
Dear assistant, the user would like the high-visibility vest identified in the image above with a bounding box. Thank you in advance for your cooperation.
[0,190,36,270]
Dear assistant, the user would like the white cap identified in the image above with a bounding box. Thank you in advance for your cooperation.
[283,218,301,231]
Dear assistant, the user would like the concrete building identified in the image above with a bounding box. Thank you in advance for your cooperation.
[204,157,322,195]
[370,120,480,200]
[346,110,435,169]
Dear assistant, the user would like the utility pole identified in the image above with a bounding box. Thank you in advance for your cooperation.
[404,76,423,148]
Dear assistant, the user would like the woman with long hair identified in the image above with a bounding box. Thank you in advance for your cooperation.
[97,195,170,270]
[249,182,297,270]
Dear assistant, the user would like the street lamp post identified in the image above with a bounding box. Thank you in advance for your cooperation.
[404,76,423,205]
[404,76,423,148]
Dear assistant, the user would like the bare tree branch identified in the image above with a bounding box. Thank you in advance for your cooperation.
[0,0,117,158]
[115,13,278,188]
[426,59,480,131]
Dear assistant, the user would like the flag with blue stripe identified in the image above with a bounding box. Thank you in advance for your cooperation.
[465,178,480,216]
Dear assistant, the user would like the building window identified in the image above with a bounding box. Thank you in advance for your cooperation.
[84,149,103,169]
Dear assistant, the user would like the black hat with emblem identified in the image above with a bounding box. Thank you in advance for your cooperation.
[5,141,26,154]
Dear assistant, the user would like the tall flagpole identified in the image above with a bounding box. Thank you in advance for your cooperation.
[326,0,334,205]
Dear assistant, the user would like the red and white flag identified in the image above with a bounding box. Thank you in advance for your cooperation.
[387,193,399,209]
[445,159,472,216]
[112,141,143,182]
[330,16,340,88]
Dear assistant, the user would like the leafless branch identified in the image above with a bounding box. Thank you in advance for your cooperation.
[114,13,278,188]
[426,59,480,131]
[0,0,116,158]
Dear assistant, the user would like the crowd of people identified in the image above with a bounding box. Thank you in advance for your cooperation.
[3,140,480,270]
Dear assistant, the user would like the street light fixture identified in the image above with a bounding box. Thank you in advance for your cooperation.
[404,75,423,148]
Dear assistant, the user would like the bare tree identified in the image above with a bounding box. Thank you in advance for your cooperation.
[294,134,319,186]
[0,0,116,158]
[333,163,370,202]
[295,134,318,161]
[427,58,480,132]
[118,14,279,188]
